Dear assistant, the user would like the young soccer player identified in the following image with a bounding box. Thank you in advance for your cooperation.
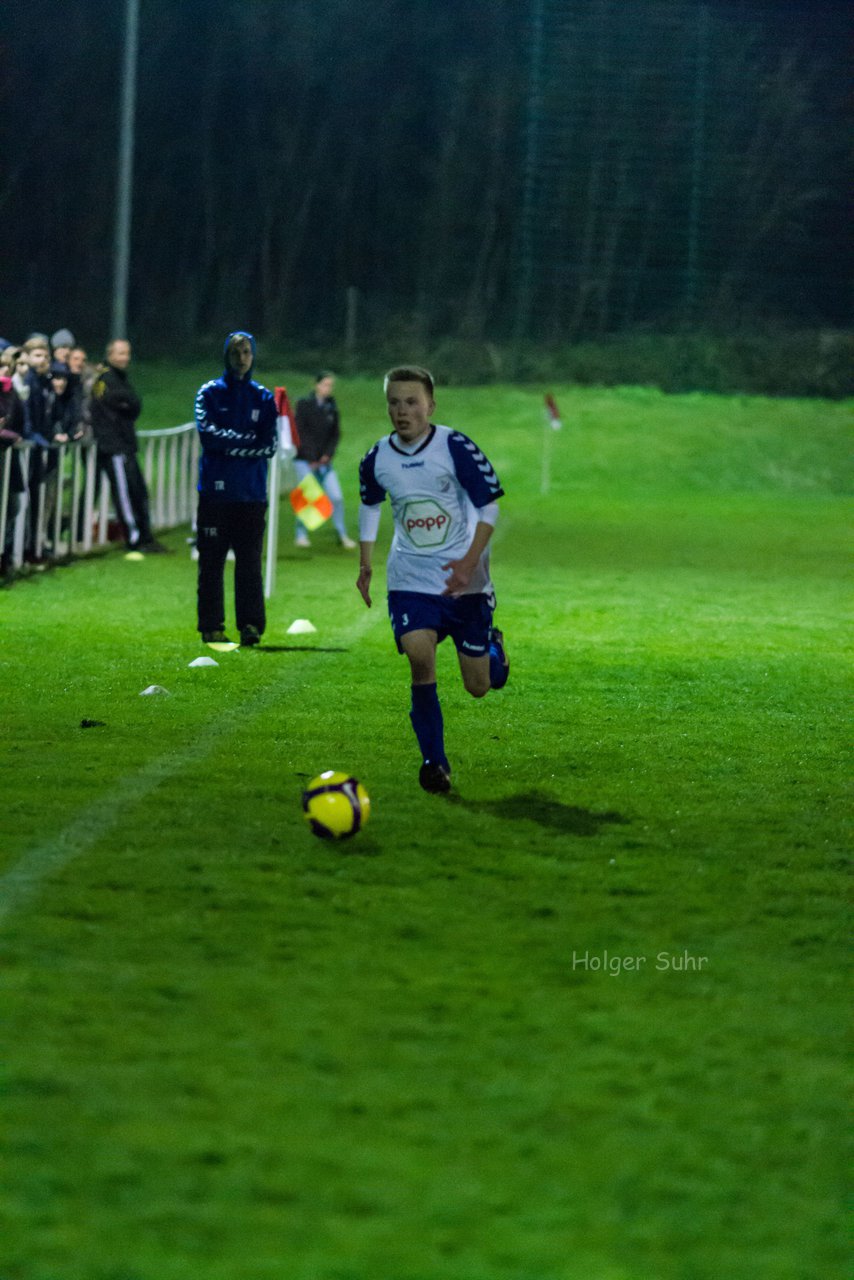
[356,366,509,793]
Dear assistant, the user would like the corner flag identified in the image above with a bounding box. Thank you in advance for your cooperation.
[290,473,333,531]
[274,386,299,457]
[540,392,562,495]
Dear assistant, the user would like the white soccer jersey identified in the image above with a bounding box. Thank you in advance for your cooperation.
[359,424,504,596]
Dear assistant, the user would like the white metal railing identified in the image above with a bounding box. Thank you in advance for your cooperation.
[1,424,199,579]
[137,422,199,531]
[2,426,284,599]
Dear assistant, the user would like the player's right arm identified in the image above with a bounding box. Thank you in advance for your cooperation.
[356,504,382,607]
[356,548,373,607]
[441,506,498,596]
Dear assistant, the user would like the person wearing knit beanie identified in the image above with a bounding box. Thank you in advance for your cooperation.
[50,329,76,362]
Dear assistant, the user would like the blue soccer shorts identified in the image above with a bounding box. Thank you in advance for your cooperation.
[388,590,494,658]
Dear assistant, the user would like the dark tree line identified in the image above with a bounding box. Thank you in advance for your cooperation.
[1,0,850,351]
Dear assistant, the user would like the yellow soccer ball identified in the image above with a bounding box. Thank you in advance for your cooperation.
[302,771,371,840]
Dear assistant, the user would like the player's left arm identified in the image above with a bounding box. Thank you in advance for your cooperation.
[443,432,504,596]
[447,431,504,504]
[441,502,499,596]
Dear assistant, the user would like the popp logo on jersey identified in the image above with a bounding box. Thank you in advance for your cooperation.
[401,499,452,547]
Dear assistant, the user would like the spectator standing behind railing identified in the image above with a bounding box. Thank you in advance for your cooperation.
[0,345,21,377]
[50,328,74,365]
[0,370,25,577]
[30,362,84,556]
[50,330,86,437]
[10,348,30,403]
[21,339,52,438]
[5,348,32,559]
[90,339,168,555]
[20,338,54,564]
[47,362,83,445]
[67,345,96,439]
[0,370,24,441]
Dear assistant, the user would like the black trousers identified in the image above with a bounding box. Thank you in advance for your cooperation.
[98,450,153,548]
[196,496,267,635]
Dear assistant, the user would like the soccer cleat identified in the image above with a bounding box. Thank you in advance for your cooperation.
[338,535,357,550]
[489,626,508,663]
[489,626,510,688]
[240,624,261,647]
[140,539,172,554]
[295,533,311,548]
[202,629,231,644]
[419,761,452,794]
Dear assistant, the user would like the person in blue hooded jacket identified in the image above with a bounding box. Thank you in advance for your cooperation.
[194,331,278,646]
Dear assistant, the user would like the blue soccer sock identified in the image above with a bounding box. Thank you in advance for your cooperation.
[410,683,449,770]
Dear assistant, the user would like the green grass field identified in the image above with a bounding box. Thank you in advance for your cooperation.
[1,371,851,1280]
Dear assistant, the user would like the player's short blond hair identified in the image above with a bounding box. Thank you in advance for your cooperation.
[383,365,434,397]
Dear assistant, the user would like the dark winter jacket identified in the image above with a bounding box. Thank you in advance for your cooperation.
[90,363,142,455]
[295,394,341,464]
[46,368,78,441]
[0,376,25,493]
[194,332,277,503]
[0,376,24,443]
[22,369,52,444]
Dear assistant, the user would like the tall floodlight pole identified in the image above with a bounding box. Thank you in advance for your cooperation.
[513,0,546,350]
[685,3,709,324]
[112,0,140,340]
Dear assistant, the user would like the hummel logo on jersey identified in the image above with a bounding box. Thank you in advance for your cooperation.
[401,461,425,469]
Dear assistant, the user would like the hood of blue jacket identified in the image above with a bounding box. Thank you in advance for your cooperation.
[223,330,256,379]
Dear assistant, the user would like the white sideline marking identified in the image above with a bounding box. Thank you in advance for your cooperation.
[0,613,377,926]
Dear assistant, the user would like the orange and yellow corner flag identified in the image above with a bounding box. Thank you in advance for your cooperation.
[289,472,333,531]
